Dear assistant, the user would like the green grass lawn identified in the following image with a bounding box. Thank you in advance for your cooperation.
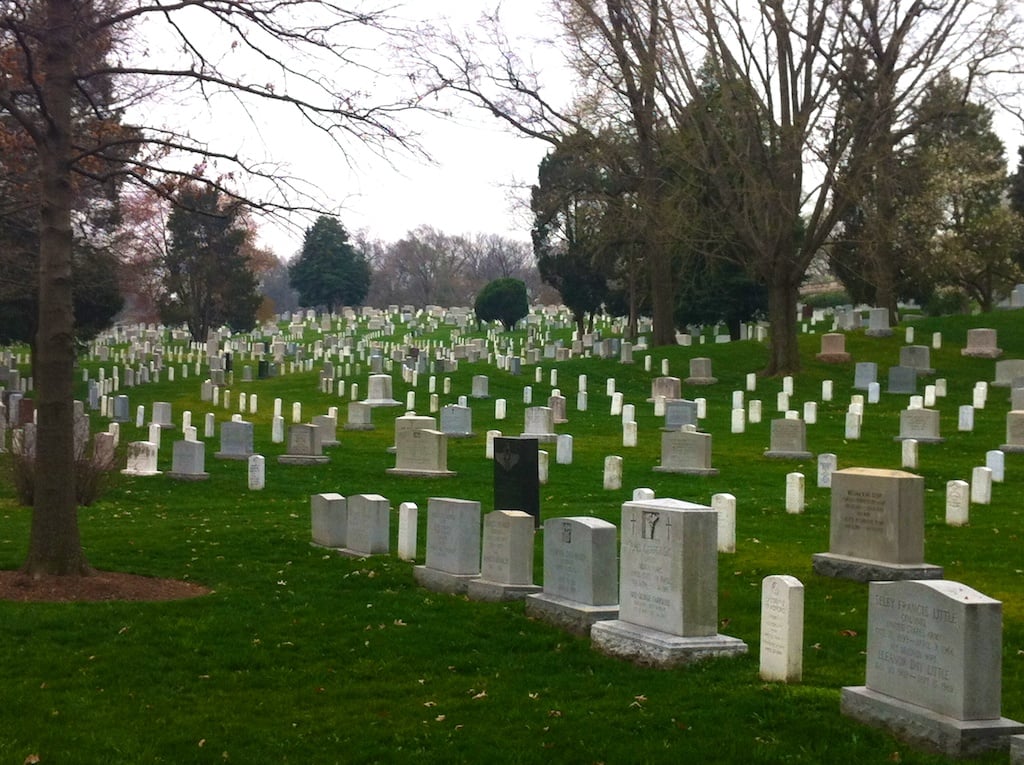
[1,309,1023,764]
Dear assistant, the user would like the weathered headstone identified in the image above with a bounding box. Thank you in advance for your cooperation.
[648,376,682,402]
[816,333,851,363]
[899,345,934,375]
[521,406,557,442]
[467,510,541,601]
[683,357,717,385]
[214,420,254,460]
[362,374,401,406]
[663,399,698,430]
[412,497,482,594]
[121,441,160,476]
[311,414,339,447]
[841,580,1023,757]
[387,428,455,477]
[524,516,619,635]
[652,427,718,476]
[339,494,390,557]
[167,439,209,480]
[277,423,329,465]
[853,362,878,391]
[311,493,347,547]
[1000,411,1024,452]
[440,404,474,438]
[865,307,892,337]
[962,328,1002,358]
[590,498,747,667]
[764,418,812,459]
[895,407,944,443]
[812,467,942,582]
[887,366,918,394]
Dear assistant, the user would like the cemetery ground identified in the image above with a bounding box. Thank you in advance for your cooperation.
[1,309,1023,764]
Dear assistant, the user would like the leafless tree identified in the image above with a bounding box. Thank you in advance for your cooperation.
[0,0,426,576]
[415,0,1024,371]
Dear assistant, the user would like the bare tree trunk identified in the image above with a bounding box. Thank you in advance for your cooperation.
[765,275,800,376]
[24,0,91,576]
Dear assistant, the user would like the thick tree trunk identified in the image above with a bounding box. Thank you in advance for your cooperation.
[765,275,800,376]
[648,236,675,347]
[24,0,91,577]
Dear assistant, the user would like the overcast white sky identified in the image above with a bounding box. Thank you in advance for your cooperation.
[141,0,1024,260]
[249,1,565,258]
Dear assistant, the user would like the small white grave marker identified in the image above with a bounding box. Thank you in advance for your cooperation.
[946,480,969,526]
[759,574,804,683]
[785,473,804,514]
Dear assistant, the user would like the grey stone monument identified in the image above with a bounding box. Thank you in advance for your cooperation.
[524,516,619,635]
[842,580,1023,757]
[590,498,748,667]
[812,467,942,582]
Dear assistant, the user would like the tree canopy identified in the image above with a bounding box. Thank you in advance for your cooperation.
[158,184,261,342]
[289,216,371,312]
[474,277,529,331]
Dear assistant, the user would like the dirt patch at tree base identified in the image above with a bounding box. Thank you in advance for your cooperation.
[0,570,211,603]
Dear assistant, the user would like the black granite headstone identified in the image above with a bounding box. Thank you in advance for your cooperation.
[493,436,540,527]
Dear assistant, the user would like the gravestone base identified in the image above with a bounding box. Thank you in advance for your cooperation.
[525,593,619,637]
[519,431,557,443]
[590,620,747,668]
[466,579,541,602]
[277,454,330,465]
[166,471,209,481]
[1000,443,1024,454]
[894,435,945,444]
[815,352,852,363]
[214,451,252,461]
[1011,735,1024,764]
[812,552,942,582]
[764,449,813,460]
[120,468,161,477]
[336,547,383,559]
[841,686,1024,758]
[444,431,475,439]
[912,367,936,376]
[361,397,401,407]
[866,328,893,337]
[413,565,477,595]
[386,467,456,477]
[962,348,1002,359]
[343,423,375,431]
[683,376,718,385]
[320,439,341,448]
[652,465,719,476]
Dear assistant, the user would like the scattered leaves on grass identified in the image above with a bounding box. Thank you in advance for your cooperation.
[528,692,539,700]
[840,629,858,637]
[23,755,40,765]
